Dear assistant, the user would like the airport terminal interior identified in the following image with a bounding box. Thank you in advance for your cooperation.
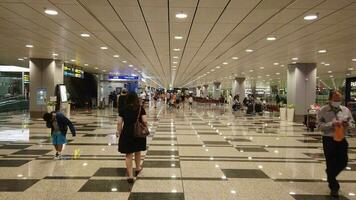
[1,0,356,199]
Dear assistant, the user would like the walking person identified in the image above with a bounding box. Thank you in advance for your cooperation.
[118,88,128,114]
[188,95,193,110]
[116,92,148,183]
[317,91,354,197]
[43,111,76,159]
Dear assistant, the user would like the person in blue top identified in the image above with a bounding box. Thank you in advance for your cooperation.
[43,111,76,159]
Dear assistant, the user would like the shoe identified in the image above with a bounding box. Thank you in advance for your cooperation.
[330,190,339,198]
[54,152,59,159]
[135,168,143,176]
[127,178,134,184]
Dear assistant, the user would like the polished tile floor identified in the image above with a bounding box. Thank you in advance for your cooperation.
[0,103,356,200]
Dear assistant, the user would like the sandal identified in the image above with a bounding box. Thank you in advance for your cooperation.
[127,178,134,184]
[135,168,143,176]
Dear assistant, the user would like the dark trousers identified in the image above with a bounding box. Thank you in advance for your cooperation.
[322,136,348,191]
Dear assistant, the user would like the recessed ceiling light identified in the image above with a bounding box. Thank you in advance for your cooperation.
[318,49,327,53]
[260,67,264,69]
[173,61,178,64]
[245,49,254,53]
[207,72,210,74]
[292,62,297,64]
[129,64,133,67]
[266,74,270,77]
[266,36,276,41]
[70,59,76,62]
[324,63,330,66]
[216,66,221,69]
[321,62,325,65]
[84,64,88,66]
[328,71,332,73]
[23,57,27,59]
[173,48,180,51]
[276,72,280,75]
[348,67,354,70]
[122,60,127,63]
[25,44,33,48]
[100,46,108,50]
[95,67,98,69]
[52,53,58,56]
[249,70,254,72]
[232,57,239,60]
[280,65,285,67]
[113,55,119,58]
[352,58,356,62]
[172,68,177,71]
[173,56,179,59]
[223,62,228,65]
[18,58,24,61]
[44,9,58,15]
[175,12,188,19]
[172,66,177,68]
[347,73,351,76]
[329,75,334,78]
[304,14,318,21]
[174,36,183,40]
[273,62,279,65]
[257,76,261,78]
[102,70,106,72]
[292,57,298,61]
[80,33,90,37]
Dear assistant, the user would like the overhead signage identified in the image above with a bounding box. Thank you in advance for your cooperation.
[108,75,139,81]
[64,64,84,79]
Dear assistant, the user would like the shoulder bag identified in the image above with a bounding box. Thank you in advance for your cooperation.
[133,106,150,138]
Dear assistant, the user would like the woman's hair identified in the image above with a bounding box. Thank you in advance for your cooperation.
[126,92,140,110]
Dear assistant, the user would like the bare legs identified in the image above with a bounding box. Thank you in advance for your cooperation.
[125,151,142,179]
[53,145,63,154]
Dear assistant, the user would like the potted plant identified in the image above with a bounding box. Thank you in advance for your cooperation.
[47,101,56,112]
[279,104,287,121]
[287,104,295,122]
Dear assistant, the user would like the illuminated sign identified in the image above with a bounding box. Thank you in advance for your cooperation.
[23,74,29,83]
[64,65,84,79]
[108,75,139,81]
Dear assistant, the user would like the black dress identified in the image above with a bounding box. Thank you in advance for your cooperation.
[118,95,127,113]
[118,106,147,154]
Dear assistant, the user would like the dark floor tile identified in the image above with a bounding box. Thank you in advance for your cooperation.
[76,128,96,131]
[235,147,268,152]
[0,159,31,167]
[291,194,349,200]
[298,139,321,143]
[83,134,107,137]
[12,149,52,155]
[203,141,230,145]
[304,153,324,159]
[227,138,251,142]
[143,161,180,168]
[146,150,179,156]
[30,136,49,139]
[347,164,356,171]
[221,169,270,178]
[0,144,32,149]
[78,180,132,192]
[129,192,184,200]
[93,168,128,177]
[0,179,39,191]
[196,132,218,135]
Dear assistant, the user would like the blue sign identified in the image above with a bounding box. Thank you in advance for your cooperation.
[108,75,139,81]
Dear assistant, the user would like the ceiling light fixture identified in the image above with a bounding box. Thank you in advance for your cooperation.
[232,57,239,60]
[348,67,353,70]
[276,72,280,75]
[273,62,279,65]
[352,58,356,62]
[44,9,58,15]
[113,55,119,58]
[174,36,183,40]
[52,53,58,56]
[95,67,98,69]
[173,48,180,51]
[318,49,327,53]
[100,46,108,50]
[84,64,88,66]
[260,67,265,69]
[70,59,76,62]
[80,33,90,37]
[328,71,332,73]
[175,12,188,19]
[25,44,34,48]
[223,62,228,65]
[245,49,254,53]
[122,60,127,63]
[173,61,178,64]
[173,56,179,59]
[266,36,276,41]
[18,58,24,61]
[304,14,318,21]
[324,63,330,66]
[216,66,221,69]
[292,57,298,61]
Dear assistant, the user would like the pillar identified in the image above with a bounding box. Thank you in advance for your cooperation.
[287,63,316,120]
[202,84,208,98]
[213,82,221,99]
[29,58,63,118]
[196,86,201,97]
[232,77,245,102]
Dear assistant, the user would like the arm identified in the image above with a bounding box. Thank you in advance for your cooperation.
[116,116,123,137]
[317,110,333,132]
[62,115,76,136]
[141,115,148,126]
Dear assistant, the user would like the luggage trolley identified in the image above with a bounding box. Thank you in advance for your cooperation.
[305,104,320,132]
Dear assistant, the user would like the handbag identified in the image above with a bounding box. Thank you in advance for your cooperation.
[133,106,150,138]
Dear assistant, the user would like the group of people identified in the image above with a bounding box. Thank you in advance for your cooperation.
[42,90,353,197]
[227,93,265,114]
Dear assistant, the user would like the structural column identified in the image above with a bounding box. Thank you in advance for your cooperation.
[232,77,245,102]
[196,86,201,97]
[29,58,63,118]
[213,82,221,99]
[202,84,209,98]
[287,63,317,121]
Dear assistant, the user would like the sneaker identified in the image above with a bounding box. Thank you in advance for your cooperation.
[53,152,59,159]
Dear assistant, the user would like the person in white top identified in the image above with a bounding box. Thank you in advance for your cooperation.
[188,95,193,110]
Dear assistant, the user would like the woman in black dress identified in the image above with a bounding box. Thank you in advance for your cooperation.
[116,92,147,183]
